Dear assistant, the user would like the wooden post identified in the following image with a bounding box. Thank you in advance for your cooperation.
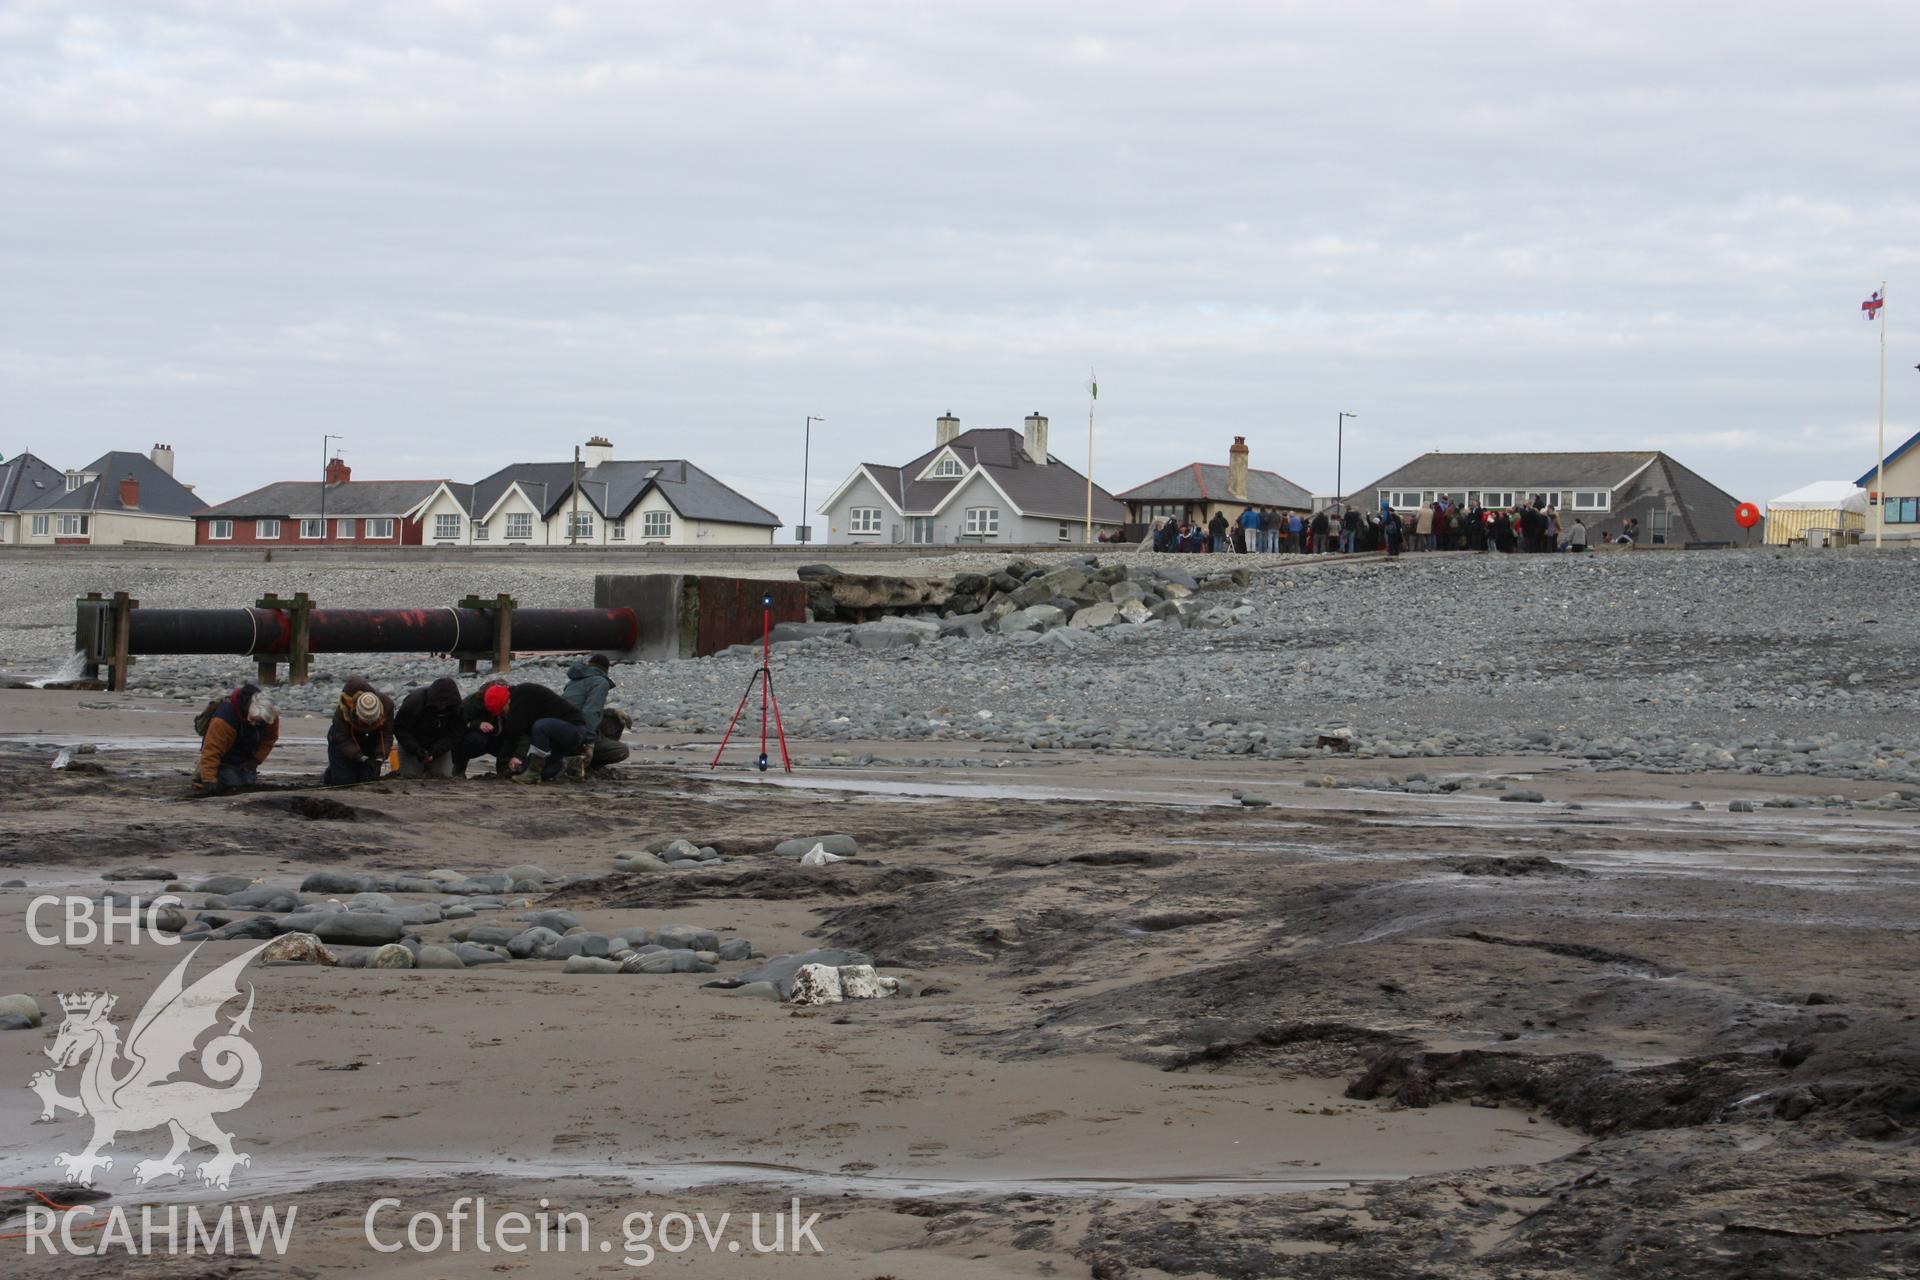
[107,591,137,693]
[288,591,313,686]
[491,593,515,673]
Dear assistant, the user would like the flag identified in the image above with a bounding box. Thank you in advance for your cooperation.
[1863,291,1884,320]
[1088,370,1098,400]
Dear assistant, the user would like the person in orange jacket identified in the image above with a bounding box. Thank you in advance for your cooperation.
[193,684,279,791]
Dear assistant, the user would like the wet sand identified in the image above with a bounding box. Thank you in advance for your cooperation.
[2,689,1917,1276]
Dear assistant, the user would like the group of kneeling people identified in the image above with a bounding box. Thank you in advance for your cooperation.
[191,654,631,792]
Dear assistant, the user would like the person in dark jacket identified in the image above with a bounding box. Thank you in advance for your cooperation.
[1309,508,1331,553]
[194,684,279,791]
[1207,510,1229,552]
[492,682,590,783]
[393,677,467,778]
[563,654,630,770]
[324,675,394,785]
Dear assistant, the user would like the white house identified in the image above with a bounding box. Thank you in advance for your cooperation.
[817,413,1126,546]
[434,439,780,547]
[17,446,200,547]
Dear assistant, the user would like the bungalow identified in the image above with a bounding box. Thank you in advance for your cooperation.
[1117,437,1313,533]
[1344,450,1750,546]
[18,446,201,546]
[428,439,780,547]
[1857,427,1920,543]
[817,412,1126,546]
[193,459,449,546]
[0,450,63,545]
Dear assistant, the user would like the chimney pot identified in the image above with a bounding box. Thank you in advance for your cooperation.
[936,413,961,446]
[325,457,352,485]
[149,443,175,477]
[1023,412,1050,466]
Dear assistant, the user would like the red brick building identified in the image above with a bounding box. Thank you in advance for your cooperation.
[194,460,459,547]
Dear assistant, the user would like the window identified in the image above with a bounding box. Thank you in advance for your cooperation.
[472,520,489,542]
[567,512,594,540]
[609,519,626,541]
[643,511,671,539]
[1138,503,1185,524]
[433,513,462,541]
[1572,490,1609,511]
[1386,490,1424,510]
[336,518,356,539]
[1888,497,1920,524]
[909,516,934,544]
[1479,490,1516,509]
[1058,523,1071,542]
[208,519,233,540]
[365,518,394,540]
[256,519,280,540]
[964,506,999,536]
[933,456,964,478]
[505,512,533,540]
[59,514,90,537]
[65,472,84,492]
[31,515,49,537]
[849,507,882,535]
[300,518,325,539]
[1649,508,1670,545]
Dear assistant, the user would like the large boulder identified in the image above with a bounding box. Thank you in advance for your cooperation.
[808,571,956,620]
[995,605,1066,635]
[770,621,853,646]
[261,932,337,966]
[284,911,406,946]
[1067,602,1121,630]
[0,994,44,1028]
[728,948,872,1000]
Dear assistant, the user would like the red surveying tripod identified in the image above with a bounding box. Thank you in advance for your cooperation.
[711,592,792,773]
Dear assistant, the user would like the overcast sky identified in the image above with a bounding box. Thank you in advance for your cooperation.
[5,1,1917,528]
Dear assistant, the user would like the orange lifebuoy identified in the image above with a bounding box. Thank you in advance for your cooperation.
[1735,502,1762,529]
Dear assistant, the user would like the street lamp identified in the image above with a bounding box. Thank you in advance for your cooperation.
[799,416,825,543]
[320,434,343,538]
[1336,412,1357,510]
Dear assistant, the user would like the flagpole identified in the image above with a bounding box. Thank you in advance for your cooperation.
[1085,369,1096,544]
[1876,280,1887,549]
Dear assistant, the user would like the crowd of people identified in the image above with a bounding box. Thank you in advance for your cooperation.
[1151,497,1640,557]
[190,653,634,793]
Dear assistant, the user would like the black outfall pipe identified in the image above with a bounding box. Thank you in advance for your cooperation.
[124,607,637,657]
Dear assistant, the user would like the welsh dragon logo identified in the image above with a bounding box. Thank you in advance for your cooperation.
[28,942,268,1190]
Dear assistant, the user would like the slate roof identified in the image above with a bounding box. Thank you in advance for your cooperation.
[28,452,203,517]
[1119,462,1313,509]
[1346,451,1662,501]
[470,459,780,527]
[846,429,1125,522]
[1856,429,1920,488]
[195,480,449,519]
[0,452,62,513]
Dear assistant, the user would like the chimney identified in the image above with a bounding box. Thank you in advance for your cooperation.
[583,435,614,468]
[150,443,174,477]
[325,456,352,485]
[936,413,960,446]
[1228,436,1250,503]
[1022,412,1049,465]
[119,475,140,509]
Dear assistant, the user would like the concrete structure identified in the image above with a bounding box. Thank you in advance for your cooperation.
[1856,429,1920,544]
[1117,437,1313,532]
[593,575,807,661]
[448,441,780,547]
[1346,450,1750,546]
[193,460,449,547]
[1764,481,1868,548]
[0,451,63,546]
[17,446,201,547]
[818,413,1125,546]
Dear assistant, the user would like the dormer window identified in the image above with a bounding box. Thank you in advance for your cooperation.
[933,456,964,478]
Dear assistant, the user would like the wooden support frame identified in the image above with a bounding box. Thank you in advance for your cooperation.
[76,591,104,683]
[456,593,517,674]
[254,592,316,686]
[106,591,137,693]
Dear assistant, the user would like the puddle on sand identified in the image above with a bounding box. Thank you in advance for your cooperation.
[0,1154,1496,1206]
[700,770,1238,808]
